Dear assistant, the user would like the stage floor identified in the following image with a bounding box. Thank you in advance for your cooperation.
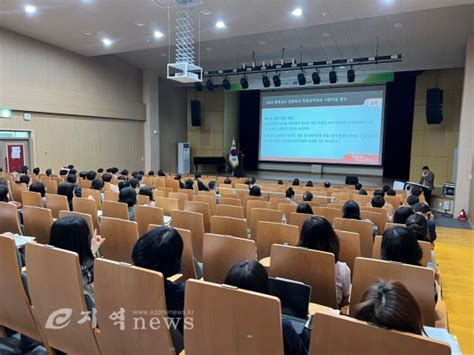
[245,170,394,188]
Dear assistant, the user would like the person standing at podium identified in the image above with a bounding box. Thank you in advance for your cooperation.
[419,166,435,206]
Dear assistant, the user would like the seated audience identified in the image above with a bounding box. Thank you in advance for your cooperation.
[414,203,437,242]
[292,178,300,186]
[371,195,385,208]
[393,206,415,224]
[342,200,377,236]
[410,186,423,197]
[67,173,82,197]
[406,214,430,242]
[359,189,368,195]
[184,179,194,190]
[120,169,129,177]
[32,167,40,176]
[224,260,309,355]
[157,169,166,177]
[297,216,351,307]
[305,180,313,187]
[296,203,313,215]
[285,187,297,205]
[197,180,209,192]
[91,179,105,201]
[58,182,75,210]
[302,191,313,202]
[324,181,331,188]
[407,195,419,208]
[19,175,30,186]
[208,180,217,192]
[381,226,422,266]
[118,180,130,191]
[97,168,104,173]
[223,177,232,185]
[386,189,396,196]
[277,180,284,185]
[129,178,140,190]
[383,185,391,193]
[45,168,52,177]
[353,280,423,335]
[139,186,155,207]
[249,186,261,197]
[0,185,11,203]
[119,187,137,221]
[148,170,155,176]
[132,226,185,334]
[373,190,385,198]
[29,182,46,207]
[355,183,362,191]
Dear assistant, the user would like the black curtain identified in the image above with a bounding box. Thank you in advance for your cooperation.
[239,90,260,171]
[383,71,422,180]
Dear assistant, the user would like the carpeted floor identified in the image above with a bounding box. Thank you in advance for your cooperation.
[434,211,472,230]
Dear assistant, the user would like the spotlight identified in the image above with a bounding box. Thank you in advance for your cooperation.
[206,78,214,91]
[240,76,249,89]
[297,72,306,86]
[329,69,337,84]
[312,72,321,85]
[194,82,203,92]
[222,77,231,90]
[273,74,281,87]
[262,74,271,88]
[347,68,355,83]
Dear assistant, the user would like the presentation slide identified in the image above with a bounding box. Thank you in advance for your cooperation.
[259,88,385,165]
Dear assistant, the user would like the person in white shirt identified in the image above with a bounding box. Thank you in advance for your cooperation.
[296,215,351,308]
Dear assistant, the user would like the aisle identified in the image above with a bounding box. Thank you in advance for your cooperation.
[436,227,474,354]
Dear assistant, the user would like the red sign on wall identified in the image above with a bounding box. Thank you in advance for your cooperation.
[6,144,25,173]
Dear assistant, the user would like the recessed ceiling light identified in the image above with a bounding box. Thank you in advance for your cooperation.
[291,8,303,16]
[393,23,402,28]
[102,38,112,46]
[258,40,266,45]
[81,30,92,36]
[322,32,331,37]
[24,5,36,14]
[322,12,327,16]
[206,47,213,52]
[154,30,164,38]
[200,9,212,15]
[135,21,146,27]
[215,21,226,29]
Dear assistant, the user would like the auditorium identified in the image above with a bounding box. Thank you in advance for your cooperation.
[0,0,473,354]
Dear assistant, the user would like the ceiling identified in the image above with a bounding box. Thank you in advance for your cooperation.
[2,0,474,75]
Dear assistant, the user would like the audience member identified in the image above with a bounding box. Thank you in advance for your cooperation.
[342,200,377,236]
[32,167,40,176]
[324,181,331,188]
[139,186,155,207]
[45,168,52,177]
[407,195,419,208]
[58,182,75,210]
[393,207,415,224]
[285,187,297,205]
[223,177,232,185]
[119,187,137,221]
[296,203,313,215]
[359,189,368,195]
[305,180,313,187]
[19,175,30,186]
[302,191,313,202]
[249,186,261,197]
[292,178,300,186]
[29,182,46,207]
[184,179,194,190]
[406,214,430,242]
[381,227,422,266]
[355,183,362,191]
[414,203,437,242]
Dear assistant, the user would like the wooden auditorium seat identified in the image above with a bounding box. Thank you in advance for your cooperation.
[171,209,205,262]
[210,215,248,239]
[99,217,139,263]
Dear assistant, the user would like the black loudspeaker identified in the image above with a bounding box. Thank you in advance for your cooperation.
[345,176,359,185]
[426,88,443,124]
[190,100,201,127]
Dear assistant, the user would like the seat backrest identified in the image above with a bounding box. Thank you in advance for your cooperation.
[194,194,216,215]
[102,200,130,220]
[184,200,211,233]
[94,258,175,354]
[371,235,432,267]
[136,194,150,205]
[81,188,101,210]
[309,312,450,355]
[333,218,373,258]
[203,233,256,283]
[178,188,194,201]
[43,179,58,194]
[46,194,69,219]
[79,179,92,189]
[276,203,297,218]
[11,183,27,203]
[332,192,351,202]
[135,205,164,236]
[73,197,100,232]
[153,176,167,188]
[335,230,361,275]
[322,207,343,224]
[215,204,245,219]
[22,191,43,207]
[219,197,241,206]
[351,194,372,206]
[169,192,189,210]
[23,206,53,244]
[99,217,139,263]
[269,244,338,308]
[385,222,405,230]
[269,197,290,210]
[210,215,248,239]
[246,200,270,220]
[250,208,282,240]
[25,243,100,354]
[165,178,180,192]
[256,221,299,259]
[0,202,21,234]
[0,236,43,341]
[287,212,312,231]
[350,257,436,326]
[360,210,385,234]
[155,187,174,198]
[184,279,284,355]
[59,210,94,235]
[103,191,119,202]
[171,210,205,262]
[385,195,402,209]
[155,197,179,216]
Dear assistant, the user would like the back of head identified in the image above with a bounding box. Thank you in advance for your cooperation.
[148,170,155,176]
[292,178,300,186]
[194,173,202,180]
[406,214,429,242]
[0,185,9,202]
[19,175,30,185]
[414,203,431,215]
[298,216,339,262]
[157,169,166,177]
[386,189,396,196]
[57,182,75,200]
[111,167,119,175]
[197,180,209,191]
[302,191,313,202]
[67,173,77,184]
[393,207,415,224]
[381,226,422,266]
[45,168,52,176]
[79,171,87,179]
[249,186,261,197]
[69,168,77,176]
[373,190,385,198]
[277,180,283,185]
[132,226,183,277]
[407,195,419,207]
[224,260,269,294]
[355,183,362,191]
[129,178,140,189]
[305,180,313,187]
[285,187,295,199]
[208,180,216,190]
[184,179,194,189]
[49,216,93,266]
[59,169,69,176]
[29,182,46,197]
[21,166,29,174]
[139,186,154,201]
[87,171,97,181]
[67,165,75,170]
[102,173,112,183]
[120,169,129,177]
[118,180,130,191]
[33,167,40,175]
[353,280,423,335]
[97,168,104,173]
[224,178,232,184]
[383,185,391,192]
[371,195,385,208]
[324,181,331,188]
[342,200,361,220]
[119,187,137,207]
[296,203,313,215]
[411,186,423,197]
[91,179,104,191]
[359,189,368,195]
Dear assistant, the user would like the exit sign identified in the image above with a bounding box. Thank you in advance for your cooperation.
[1,109,12,119]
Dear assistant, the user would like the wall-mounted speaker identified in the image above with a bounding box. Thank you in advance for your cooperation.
[426,88,443,124]
[190,100,201,127]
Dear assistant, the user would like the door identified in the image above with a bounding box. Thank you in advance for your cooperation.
[6,143,25,173]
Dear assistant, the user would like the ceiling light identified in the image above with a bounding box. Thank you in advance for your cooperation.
[297,72,306,85]
[215,21,226,29]
[200,9,212,15]
[393,23,402,28]
[102,38,112,46]
[347,68,355,83]
[135,21,146,27]
[223,78,231,90]
[240,76,249,89]
[312,72,321,85]
[329,69,337,84]
[154,31,164,38]
[262,74,271,88]
[322,32,331,37]
[322,12,327,16]
[81,30,92,36]
[273,74,281,87]
[24,5,36,14]
[291,8,303,16]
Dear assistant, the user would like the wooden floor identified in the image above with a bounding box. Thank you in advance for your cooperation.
[436,227,474,354]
